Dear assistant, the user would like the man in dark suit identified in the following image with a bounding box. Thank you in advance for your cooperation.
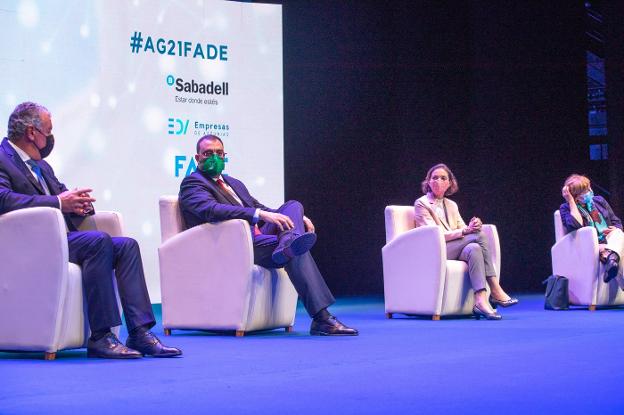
[0,102,181,358]
[179,134,358,336]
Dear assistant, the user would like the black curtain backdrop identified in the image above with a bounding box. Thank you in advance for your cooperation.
[261,1,592,295]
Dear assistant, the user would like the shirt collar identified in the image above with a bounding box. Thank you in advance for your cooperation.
[426,192,444,205]
[7,139,31,162]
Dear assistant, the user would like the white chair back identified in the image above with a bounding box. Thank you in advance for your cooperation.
[554,210,565,242]
[77,211,124,237]
[159,196,185,243]
[384,205,416,244]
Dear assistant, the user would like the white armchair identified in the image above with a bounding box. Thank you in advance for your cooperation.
[551,210,624,309]
[158,196,298,336]
[382,205,501,319]
[0,207,123,360]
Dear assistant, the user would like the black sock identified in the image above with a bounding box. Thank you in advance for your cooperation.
[90,330,110,342]
[129,324,149,337]
[313,308,331,321]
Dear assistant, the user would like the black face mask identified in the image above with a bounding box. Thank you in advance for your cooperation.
[31,124,54,159]
[38,134,55,159]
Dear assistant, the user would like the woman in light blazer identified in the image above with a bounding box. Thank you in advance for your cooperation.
[414,163,518,320]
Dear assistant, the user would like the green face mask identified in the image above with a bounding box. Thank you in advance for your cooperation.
[199,154,225,177]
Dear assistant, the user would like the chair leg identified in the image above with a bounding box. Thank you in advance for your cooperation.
[589,305,597,311]
[235,330,245,337]
[44,352,56,361]
[164,329,171,336]
[285,326,294,333]
[432,315,441,321]
[385,313,393,319]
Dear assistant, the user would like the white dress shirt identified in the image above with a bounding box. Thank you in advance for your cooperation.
[7,139,61,208]
[212,175,260,224]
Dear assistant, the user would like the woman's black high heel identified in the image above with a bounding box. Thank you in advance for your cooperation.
[473,303,502,320]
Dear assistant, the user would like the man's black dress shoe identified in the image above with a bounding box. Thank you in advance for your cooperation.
[126,330,182,357]
[489,296,519,308]
[472,304,502,320]
[310,315,358,336]
[272,231,317,265]
[87,332,143,359]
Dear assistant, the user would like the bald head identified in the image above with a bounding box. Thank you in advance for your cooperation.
[196,134,223,153]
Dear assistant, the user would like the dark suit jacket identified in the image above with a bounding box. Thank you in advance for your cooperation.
[559,195,623,234]
[179,170,275,229]
[0,137,90,228]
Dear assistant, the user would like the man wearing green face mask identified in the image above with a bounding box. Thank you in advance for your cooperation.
[179,134,358,336]
[199,152,226,178]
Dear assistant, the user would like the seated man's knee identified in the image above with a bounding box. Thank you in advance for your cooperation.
[85,231,113,254]
[279,200,304,217]
[114,236,139,252]
[284,200,303,211]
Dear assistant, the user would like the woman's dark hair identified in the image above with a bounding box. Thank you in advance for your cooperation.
[421,163,459,196]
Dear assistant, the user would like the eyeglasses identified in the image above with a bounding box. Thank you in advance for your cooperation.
[200,150,226,158]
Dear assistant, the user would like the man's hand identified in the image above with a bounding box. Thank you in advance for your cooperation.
[303,215,315,233]
[259,211,294,232]
[59,188,96,215]
[79,191,94,214]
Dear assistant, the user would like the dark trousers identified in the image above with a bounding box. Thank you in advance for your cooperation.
[67,231,155,333]
[253,200,335,317]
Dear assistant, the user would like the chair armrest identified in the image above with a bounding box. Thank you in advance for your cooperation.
[77,211,124,237]
[0,207,69,349]
[158,219,255,329]
[551,227,599,304]
[382,225,446,314]
[481,224,501,279]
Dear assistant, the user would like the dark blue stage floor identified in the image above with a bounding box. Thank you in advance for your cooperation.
[1,295,623,414]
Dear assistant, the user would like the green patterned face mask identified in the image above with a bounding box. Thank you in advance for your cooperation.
[199,154,225,177]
